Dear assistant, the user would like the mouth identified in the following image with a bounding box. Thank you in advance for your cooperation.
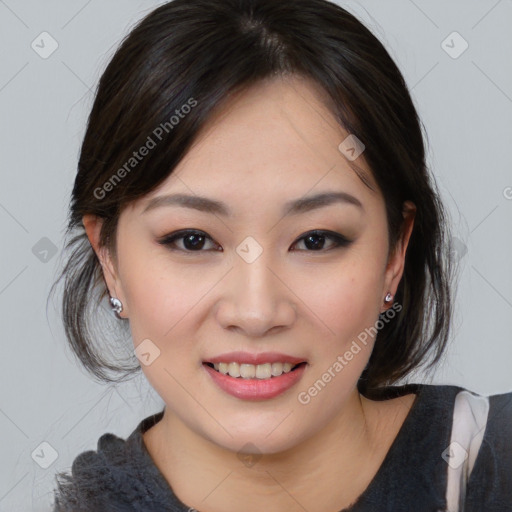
[201,359,308,400]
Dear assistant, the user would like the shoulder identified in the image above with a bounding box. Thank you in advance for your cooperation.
[447,386,512,456]
[464,388,512,511]
[362,381,467,416]
[52,410,168,512]
[389,383,512,510]
[383,382,512,423]
[52,432,141,511]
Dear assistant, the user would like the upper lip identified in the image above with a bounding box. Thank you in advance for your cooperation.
[204,352,306,365]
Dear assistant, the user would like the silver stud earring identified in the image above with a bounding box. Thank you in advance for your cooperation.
[109,296,123,318]
[384,292,393,304]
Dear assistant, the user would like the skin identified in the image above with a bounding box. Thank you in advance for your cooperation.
[84,74,416,512]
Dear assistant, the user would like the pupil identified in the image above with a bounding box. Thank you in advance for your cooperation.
[305,234,325,250]
[185,233,204,250]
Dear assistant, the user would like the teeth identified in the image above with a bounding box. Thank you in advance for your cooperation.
[212,361,296,379]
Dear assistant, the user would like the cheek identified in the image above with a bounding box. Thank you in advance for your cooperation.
[123,273,204,354]
[294,253,386,411]
[116,234,193,344]
[299,253,385,343]
[118,248,205,403]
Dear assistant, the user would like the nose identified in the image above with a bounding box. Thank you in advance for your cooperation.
[215,252,297,338]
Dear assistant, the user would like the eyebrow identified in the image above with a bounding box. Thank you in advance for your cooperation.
[142,191,364,217]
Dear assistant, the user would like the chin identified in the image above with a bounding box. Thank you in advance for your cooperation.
[199,419,308,457]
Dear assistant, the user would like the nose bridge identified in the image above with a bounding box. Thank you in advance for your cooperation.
[218,242,295,335]
[235,247,279,311]
[234,233,277,296]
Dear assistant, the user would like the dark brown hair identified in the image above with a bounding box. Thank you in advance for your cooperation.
[49,0,455,394]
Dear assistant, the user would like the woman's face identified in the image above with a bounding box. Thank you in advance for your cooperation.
[86,75,414,454]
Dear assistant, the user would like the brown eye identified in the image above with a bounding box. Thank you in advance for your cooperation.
[158,230,219,252]
[291,230,353,252]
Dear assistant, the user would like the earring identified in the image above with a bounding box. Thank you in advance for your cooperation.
[384,292,393,304]
[109,296,123,318]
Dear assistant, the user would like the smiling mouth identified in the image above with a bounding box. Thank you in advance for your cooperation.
[203,361,307,379]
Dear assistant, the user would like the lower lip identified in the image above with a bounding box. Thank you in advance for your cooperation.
[202,363,307,400]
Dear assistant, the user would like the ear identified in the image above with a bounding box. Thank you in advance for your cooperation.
[82,214,129,318]
[381,201,416,312]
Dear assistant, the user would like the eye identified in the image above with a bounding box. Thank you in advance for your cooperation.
[158,230,220,252]
[157,229,353,253]
[290,230,353,252]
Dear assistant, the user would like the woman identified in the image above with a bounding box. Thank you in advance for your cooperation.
[50,0,512,510]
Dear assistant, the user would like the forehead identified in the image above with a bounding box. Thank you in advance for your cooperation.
[135,75,379,215]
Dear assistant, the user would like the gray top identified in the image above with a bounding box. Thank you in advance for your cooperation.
[52,383,512,511]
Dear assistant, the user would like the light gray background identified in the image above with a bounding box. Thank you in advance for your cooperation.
[0,0,511,510]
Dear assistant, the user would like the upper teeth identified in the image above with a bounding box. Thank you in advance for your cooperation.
[212,362,297,379]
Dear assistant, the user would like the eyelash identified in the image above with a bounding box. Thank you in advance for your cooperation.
[157,229,353,254]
